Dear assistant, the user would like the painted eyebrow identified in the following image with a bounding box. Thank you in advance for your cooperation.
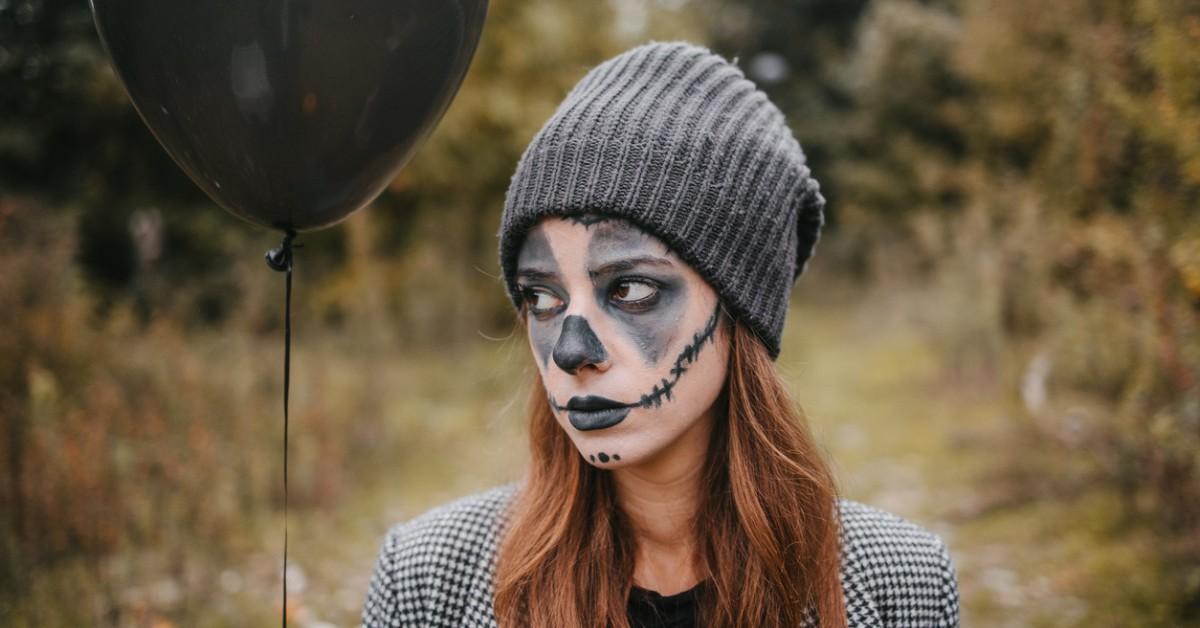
[515,268,558,282]
[588,255,674,277]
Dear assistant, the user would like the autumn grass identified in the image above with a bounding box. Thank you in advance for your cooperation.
[0,320,531,627]
[787,271,1195,628]
[2,287,1187,627]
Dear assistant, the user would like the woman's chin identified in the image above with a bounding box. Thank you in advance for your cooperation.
[571,432,648,468]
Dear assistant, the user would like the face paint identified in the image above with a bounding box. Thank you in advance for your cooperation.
[549,393,636,432]
[561,397,634,432]
[515,215,731,470]
[515,227,564,369]
[565,213,616,228]
[633,303,721,409]
[585,219,689,364]
[547,303,721,414]
[552,315,608,374]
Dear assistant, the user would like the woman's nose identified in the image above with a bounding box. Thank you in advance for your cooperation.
[552,315,609,374]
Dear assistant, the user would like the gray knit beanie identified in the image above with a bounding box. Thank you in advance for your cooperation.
[498,41,825,360]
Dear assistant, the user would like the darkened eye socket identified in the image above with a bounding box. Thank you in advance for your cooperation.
[521,286,564,315]
[610,279,658,304]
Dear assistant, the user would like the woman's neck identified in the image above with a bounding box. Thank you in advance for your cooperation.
[612,407,715,595]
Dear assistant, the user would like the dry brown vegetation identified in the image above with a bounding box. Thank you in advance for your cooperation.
[2,0,1198,625]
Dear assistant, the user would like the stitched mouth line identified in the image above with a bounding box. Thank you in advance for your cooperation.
[546,303,722,412]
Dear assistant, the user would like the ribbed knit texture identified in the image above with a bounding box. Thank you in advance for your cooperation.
[498,41,825,359]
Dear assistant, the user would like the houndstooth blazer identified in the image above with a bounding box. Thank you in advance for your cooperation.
[361,484,960,627]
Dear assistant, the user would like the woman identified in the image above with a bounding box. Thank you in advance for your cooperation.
[362,41,959,628]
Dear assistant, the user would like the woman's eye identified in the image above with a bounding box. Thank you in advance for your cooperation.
[522,287,563,314]
[611,279,658,305]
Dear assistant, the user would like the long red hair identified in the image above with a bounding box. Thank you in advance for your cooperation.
[494,311,847,627]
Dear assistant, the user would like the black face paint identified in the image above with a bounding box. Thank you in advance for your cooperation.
[635,303,722,409]
[565,212,615,229]
[516,226,563,369]
[547,304,721,432]
[586,220,688,365]
[550,393,637,431]
[552,315,608,374]
[613,453,620,461]
[598,452,610,463]
[521,217,725,435]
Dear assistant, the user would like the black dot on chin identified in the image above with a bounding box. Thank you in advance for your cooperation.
[598,452,610,463]
[613,454,621,461]
[589,454,595,462]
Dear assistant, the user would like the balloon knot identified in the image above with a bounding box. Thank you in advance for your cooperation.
[265,229,298,272]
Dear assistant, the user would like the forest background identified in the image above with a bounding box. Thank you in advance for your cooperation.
[2,0,1198,625]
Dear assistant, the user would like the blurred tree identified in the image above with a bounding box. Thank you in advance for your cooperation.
[0,0,230,299]
[3,0,1199,623]
[701,0,873,234]
[701,0,976,277]
[715,0,1198,618]
[329,0,704,346]
[0,0,704,339]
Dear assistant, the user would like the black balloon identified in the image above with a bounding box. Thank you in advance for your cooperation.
[89,0,488,232]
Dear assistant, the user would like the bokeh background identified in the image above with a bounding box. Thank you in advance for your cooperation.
[2,0,1199,626]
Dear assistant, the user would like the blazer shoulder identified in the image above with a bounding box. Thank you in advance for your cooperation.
[361,484,517,628]
[387,483,517,551]
[836,498,960,627]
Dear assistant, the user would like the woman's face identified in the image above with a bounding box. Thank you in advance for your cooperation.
[515,214,730,467]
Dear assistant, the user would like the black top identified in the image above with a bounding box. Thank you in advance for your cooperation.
[627,581,706,628]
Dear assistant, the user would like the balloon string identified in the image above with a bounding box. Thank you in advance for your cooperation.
[266,230,297,628]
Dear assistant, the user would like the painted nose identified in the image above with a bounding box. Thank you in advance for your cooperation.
[553,315,608,374]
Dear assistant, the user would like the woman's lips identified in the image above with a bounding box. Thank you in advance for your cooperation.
[557,395,636,431]
[569,406,633,431]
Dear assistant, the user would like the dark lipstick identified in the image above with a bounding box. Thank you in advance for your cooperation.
[556,395,637,431]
